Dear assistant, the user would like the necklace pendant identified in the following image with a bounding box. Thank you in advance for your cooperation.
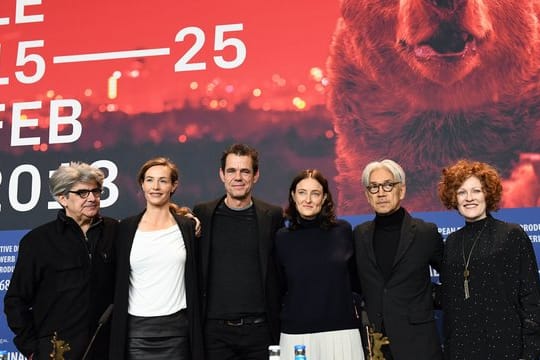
[461,221,488,301]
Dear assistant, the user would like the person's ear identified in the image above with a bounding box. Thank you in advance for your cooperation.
[171,180,179,194]
[399,183,406,200]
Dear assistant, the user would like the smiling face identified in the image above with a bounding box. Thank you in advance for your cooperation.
[141,165,178,208]
[219,154,259,208]
[365,167,405,215]
[456,175,487,222]
[292,177,327,220]
[58,181,101,226]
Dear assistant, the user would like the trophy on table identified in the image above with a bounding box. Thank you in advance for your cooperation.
[361,309,390,360]
[50,332,70,360]
[366,325,390,360]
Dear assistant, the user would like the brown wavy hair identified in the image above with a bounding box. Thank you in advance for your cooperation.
[438,159,502,212]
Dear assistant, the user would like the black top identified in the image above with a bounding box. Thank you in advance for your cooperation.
[276,218,358,334]
[207,201,265,318]
[442,215,540,360]
[4,210,117,359]
[374,207,404,282]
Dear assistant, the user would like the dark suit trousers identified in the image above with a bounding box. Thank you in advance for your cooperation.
[204,319,272,360]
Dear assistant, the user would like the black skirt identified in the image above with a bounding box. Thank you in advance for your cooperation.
[127,309,190,360]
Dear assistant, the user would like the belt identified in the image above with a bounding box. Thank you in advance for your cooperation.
[216,315,267,326]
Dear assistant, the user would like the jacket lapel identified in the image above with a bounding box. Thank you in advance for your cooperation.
[254,199,270,289]
[175,215,192,248]
[200,198,222,289]
[393,210,415,268]
[363,221,378,267]
[126,212,144,253]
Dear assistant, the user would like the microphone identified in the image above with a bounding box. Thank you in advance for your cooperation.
[81,304,114,360]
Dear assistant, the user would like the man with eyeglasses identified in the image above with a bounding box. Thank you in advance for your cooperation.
[353,159,443,360]
[4,162,117,360]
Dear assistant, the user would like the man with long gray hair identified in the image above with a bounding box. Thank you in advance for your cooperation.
[4,162,117,360]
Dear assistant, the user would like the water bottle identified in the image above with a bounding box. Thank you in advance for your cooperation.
[294,344,306,360]
[0,350,8,360]
[268,345,280,360]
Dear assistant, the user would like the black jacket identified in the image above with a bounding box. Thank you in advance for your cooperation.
[353,209,443,359]
[4,210,117,359]
[442,216,540,359]
[109,211,204,360]
[193,196,283,343]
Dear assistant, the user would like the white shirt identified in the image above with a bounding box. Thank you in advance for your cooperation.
[128,224,187,316]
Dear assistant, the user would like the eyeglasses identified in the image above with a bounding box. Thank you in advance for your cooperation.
[366,181,400,194]
[68,188,103,199]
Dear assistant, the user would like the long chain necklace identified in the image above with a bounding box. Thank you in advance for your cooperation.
[461,219,488,300]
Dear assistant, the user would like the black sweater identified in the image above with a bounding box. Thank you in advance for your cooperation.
[373,207,404,282]
[275,218,359,334]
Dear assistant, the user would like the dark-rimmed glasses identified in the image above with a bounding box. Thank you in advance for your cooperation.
[68,188,103,199]
[366,181,400,194]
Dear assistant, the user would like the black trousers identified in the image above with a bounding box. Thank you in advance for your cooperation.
[204,319,273,360]
[381,323,394,360]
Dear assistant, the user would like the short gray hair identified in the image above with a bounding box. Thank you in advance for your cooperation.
[49,162,104,197]
[361,159,406,187]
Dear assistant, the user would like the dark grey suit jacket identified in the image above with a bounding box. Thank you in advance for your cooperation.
[193,196,283,342]
[353,208,443,359]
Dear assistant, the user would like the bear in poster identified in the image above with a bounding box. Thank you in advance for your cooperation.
[327,0,540,214]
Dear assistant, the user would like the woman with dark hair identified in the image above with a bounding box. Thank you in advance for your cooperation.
[275,169,364,360]
[438,159,540,359]
[110,157,203,360]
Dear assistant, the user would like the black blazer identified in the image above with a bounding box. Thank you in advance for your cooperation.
[193,196,283,342]
[109,211,204,360]
[353,209,443,359]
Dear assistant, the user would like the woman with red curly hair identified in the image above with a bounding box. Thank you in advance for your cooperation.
[438,159,540,359]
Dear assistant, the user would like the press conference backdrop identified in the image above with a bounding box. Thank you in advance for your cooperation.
[2,1,540,358]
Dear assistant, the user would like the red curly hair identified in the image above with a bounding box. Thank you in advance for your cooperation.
[438,159,502,212]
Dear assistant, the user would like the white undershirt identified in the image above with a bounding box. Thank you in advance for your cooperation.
[128,224,187,316]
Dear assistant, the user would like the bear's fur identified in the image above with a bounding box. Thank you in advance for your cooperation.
[327,0,540,214]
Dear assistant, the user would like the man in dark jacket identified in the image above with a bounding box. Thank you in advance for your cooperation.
[193,144,283,360]
[354,159,443,360]
[4,162,117,360]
